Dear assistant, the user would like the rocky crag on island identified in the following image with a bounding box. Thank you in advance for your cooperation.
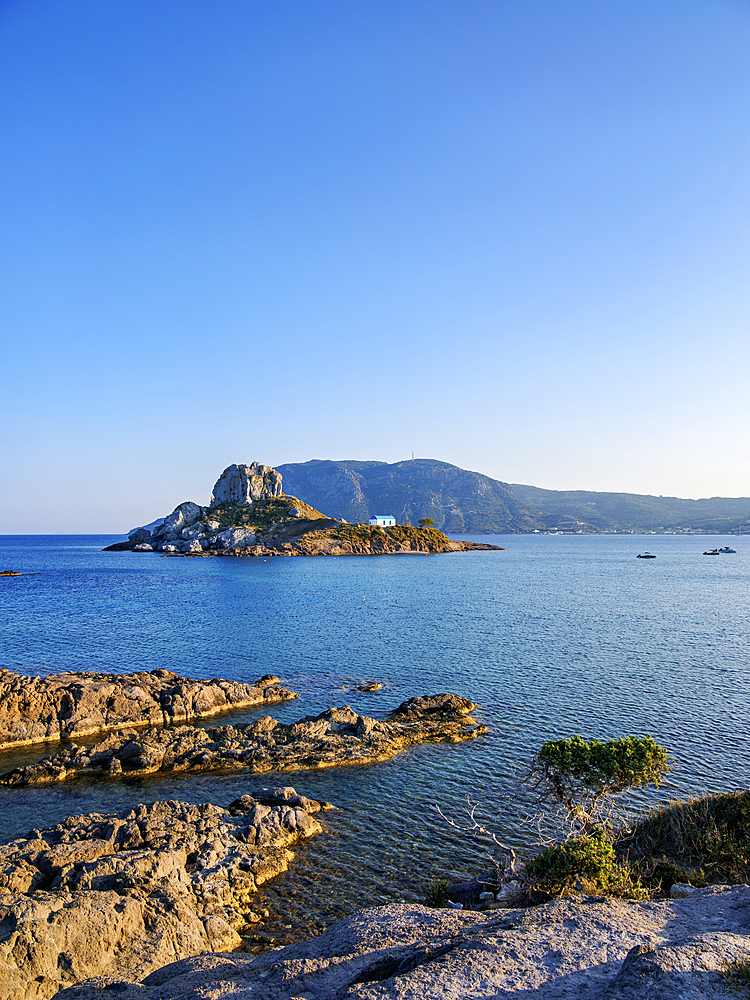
[0,694,484,787]
[0,788,331,1000]
[104,462,503,557]
[0,669,297,750]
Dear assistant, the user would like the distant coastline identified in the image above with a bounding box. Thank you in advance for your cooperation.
[276,459,750,535]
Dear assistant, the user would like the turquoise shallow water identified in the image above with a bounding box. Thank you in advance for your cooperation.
[1,533,748,942]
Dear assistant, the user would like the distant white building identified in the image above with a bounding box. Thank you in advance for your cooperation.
[369,514,396,527]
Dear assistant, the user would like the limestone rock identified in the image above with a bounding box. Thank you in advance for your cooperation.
[671,882,696,899]
[127,518,164,539]
[154,501,204,539]
[211,464,283,506]
[0,790,329,1000]
[215,527,258,549]
[180,523,206,540]
[0,693,485,786]
[52,885,750,1000]
[0,670,297,750]
[389,692,475,720]
[127,527,151,543]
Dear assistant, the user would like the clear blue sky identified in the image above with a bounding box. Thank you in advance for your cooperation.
[2,0,749,531]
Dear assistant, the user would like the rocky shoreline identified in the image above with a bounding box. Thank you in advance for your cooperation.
[0,788,331,1000]
[3,664,748,998]
[53,886,750,999]
[0,669,297,750]
[0,694,485,787]
[0,682,489,997]
[172,534,502,557]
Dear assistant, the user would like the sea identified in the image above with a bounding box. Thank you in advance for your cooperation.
[1,533,748,944]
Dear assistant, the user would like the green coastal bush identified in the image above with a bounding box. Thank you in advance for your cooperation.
[531,734,670,835]
[437,735,748,908]
[525,830,647,899]
[423,878,449,907]
[721,957,750,996]
[522,734,670,900]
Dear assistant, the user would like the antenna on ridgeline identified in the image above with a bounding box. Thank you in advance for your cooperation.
[411,450,414,461]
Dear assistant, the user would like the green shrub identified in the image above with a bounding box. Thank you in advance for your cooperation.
[525,830,647,899]
[533,734,670,834]
[423,878,449,907]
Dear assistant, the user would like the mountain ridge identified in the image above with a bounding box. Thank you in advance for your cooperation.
[276,459,540,534]
[276,459,750,534]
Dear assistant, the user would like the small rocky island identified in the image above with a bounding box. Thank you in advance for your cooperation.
[104,462,503,557]
[0,694,485,787]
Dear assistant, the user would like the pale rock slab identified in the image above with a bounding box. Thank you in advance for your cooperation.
[155,501,205,539]
[0,669,297,750]
[55,886,750,1000]
[215,528,258,549]
[0,694,481,787]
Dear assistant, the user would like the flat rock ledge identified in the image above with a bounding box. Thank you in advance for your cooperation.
[0,669,297,750]
[56,885,750,1000]
[0,694,484,787]
[0,788,330,1000]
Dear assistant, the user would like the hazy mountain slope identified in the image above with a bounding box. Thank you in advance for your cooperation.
[511,484,750,533]
[276,460,541,533]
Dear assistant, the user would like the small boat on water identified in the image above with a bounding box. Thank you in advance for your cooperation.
[703,549,721,555]
[719,546,737,554]
[636,553,656,559]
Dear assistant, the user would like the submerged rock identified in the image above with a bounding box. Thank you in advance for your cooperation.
[0,694,485,787]
[52,885,750,1000]
[0,669,297,750]
[0,789,330,1000]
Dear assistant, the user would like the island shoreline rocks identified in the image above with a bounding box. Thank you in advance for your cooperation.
[169,537,502,557]
[0,788,331,1000]
[0,669,298,751]
[0,694,486,788]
